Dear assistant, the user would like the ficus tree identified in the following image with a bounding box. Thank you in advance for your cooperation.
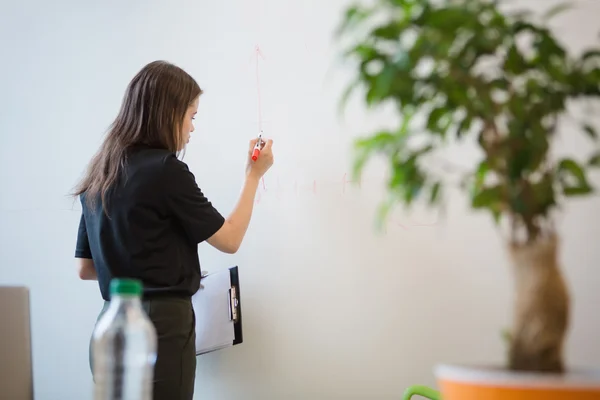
[336,0,600,372]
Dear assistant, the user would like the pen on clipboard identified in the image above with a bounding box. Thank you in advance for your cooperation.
[251,134,264,161]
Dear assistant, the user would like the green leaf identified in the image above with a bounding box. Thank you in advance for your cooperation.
[491,209,502,225]
[358,131,398,149]
[416,144,434,157]
[338,79,359,116]
[583,124,598,140]
[350,44,378,60]
[335,4,372,37]
[472,184,505,223]
[429,181,441,205]
[535,30,567,62]
[541,2,574,22]
[352,147,370,183]
[557,158,594,196]
[506,144,532,181]
[389,155,427,206]
[455,116,472,138]
[581,50,600,62]
[399,107,415,136]
[419,7,476,33]
[531,172,556,216]
[563,186,593,196]
[473,160,490,191]
[588,152,600,167]
[352,130,402,181]
[507,95,528,120]
[370,63,397,104]
[371,23,401,40]
[557,158,586,179]
[507,184,529,215]
[510,21,541,38]
[490,77,510,91]
[375,195,396,232]
[427,107,451,135]
[472,185,504,209]
[510,9,533,20]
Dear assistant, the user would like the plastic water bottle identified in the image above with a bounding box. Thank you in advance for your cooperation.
[91,278,157,400]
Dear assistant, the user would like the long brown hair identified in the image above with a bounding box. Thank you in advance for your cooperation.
[73,60,202,213]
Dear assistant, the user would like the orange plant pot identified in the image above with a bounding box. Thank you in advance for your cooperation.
[434,364,600,400]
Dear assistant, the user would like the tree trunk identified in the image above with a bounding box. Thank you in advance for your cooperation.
[507,233,570,373]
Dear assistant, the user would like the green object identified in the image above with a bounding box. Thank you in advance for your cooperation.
[336,0,600,232]
[109,278,142,297]
[335,0,600,373]
[403,385,441,400]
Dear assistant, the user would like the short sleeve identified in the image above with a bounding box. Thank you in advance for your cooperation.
[75,213,92,258]
[163,155,225,244]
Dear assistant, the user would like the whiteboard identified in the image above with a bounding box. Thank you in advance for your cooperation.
[1,0,600,399]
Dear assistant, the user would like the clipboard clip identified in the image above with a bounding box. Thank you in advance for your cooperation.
[228,286,239,322]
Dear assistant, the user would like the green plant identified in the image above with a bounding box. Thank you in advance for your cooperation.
[337,0,600,373]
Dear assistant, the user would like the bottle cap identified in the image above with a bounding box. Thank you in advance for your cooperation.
[110,278,142,297]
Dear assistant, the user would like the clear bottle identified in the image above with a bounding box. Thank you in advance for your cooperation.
[91,278,157,400]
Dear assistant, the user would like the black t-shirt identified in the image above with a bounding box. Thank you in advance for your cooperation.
[75,144,225,301]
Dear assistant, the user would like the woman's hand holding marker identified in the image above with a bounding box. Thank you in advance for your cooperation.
[246,134,273,179]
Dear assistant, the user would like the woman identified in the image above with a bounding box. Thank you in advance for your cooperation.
[73,60,273,399]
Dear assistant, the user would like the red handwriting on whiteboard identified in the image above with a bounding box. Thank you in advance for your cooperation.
[251,172,438,228]
[254,45,266,133]
[342,173,361,193]
[252,44,268,194]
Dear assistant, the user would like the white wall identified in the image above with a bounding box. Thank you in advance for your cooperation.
[1,0,599,399]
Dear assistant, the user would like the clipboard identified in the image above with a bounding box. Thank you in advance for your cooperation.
[191,266,243,356]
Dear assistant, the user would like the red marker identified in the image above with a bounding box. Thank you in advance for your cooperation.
[251,134,263,161]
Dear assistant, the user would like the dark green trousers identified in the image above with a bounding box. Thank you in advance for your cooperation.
[90,296,196,400]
